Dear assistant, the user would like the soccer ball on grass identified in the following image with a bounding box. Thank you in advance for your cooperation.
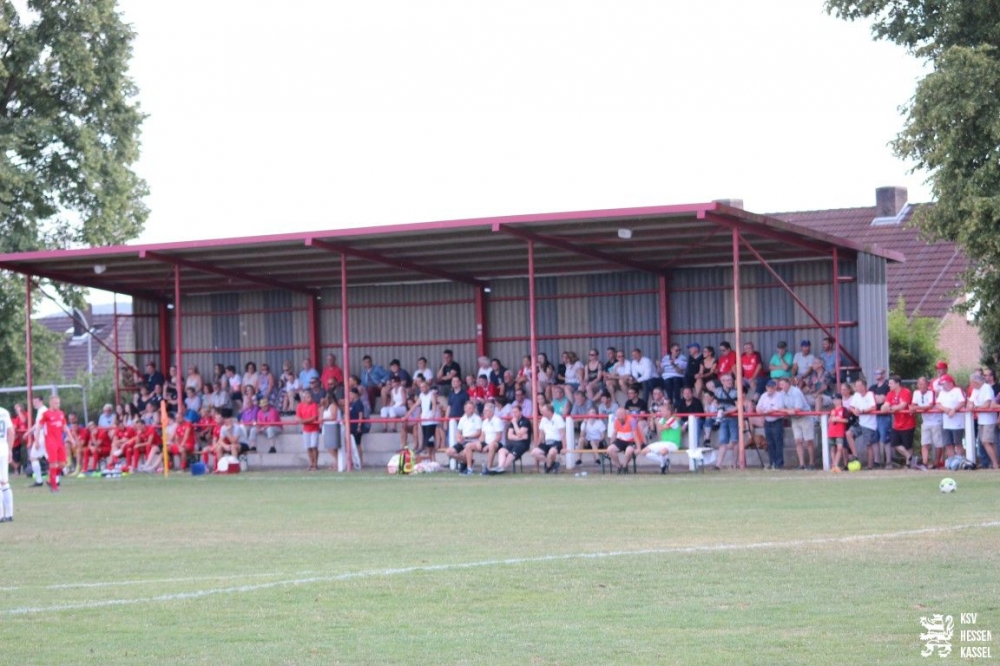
[939,477,957,494]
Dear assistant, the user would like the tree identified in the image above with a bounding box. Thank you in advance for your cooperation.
[887,297,942,380]
[0,0,146,385]
[826,1,1000,365]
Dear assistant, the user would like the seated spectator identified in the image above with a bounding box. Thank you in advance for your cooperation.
[185,365,204,394]
[479,402,504,472]
[768,341,793,381]
[399,395,421,451]
[380,376,408,432]
[583,349,605,401]
[320,396,342,471]
[646,402,682,474]
[448,401,482,475]
[226,365,243,408]
[257,363,276,404]
[660,344,687,404]
[435,349,461,397]
[802,357,836,413]
[740,342,765,398]
[605,349,631,397]
[130,419,158,471]
[500,387,533,420]
[535,352,555,400]
[360,355,389,410]
[694,346,717,396]
[475,356,492,381]
[208,382,231,411]
[581,405,607,466]
[141,402,158,426]
[195,406,217,453]
[500,370,517,404]
[596,391,619,417]
[108,420,136,471]
[183,387,202,423]
[168,412,196,470]
[488,358,506,388]
[80,421,111,473]
[144,361,165,395]
[550,385,570,418]
[280,360,299,414]
[514,355,532,392]
[606,406,643,474]
[562,351,584,395]
[647,387,668,432]
[494,404,531,473]
[468,374,496,414]
[242,361,259,395]
[531,403,565,474]
[412,356,435,386]
[792,340,815,380]
[381,359,412,407]
[674,386,703,444]
[717,341,737,379]
[569,390,594,437]
[684,343,703,392]
[97,403,116,428]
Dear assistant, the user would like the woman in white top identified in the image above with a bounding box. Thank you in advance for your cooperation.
[563,351,584,394]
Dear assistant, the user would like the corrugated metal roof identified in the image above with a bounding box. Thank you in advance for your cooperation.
[0,202,903,299]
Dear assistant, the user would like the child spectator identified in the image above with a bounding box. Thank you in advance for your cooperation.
[828,393,849,471]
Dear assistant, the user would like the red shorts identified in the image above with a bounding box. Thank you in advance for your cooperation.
[46,443,67,465]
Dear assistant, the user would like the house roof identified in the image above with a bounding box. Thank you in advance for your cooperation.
[36,311,132,382]
[771,204,965,320]
[0,202,903,300]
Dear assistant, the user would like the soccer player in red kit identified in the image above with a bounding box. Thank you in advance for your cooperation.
[80,422,111,473]
[130,421,157,471]
[36,395,77,492]
[169,414,196,470]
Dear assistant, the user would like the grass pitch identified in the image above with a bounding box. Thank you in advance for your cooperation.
[1,468,997,665]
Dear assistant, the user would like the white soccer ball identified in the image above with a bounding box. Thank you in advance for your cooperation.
[386,454,400,475]
[939,477,957,494]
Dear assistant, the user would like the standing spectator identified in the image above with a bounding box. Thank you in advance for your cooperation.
[768,341,793,381]
[296,389,321,471]
[828,394,849,471]
[716,341,737,379]
[779,376,815,470]
[884,374,915,469]
[714,373,741,470]
[417,381,439,458]
[26,395,48,486]
[660,343,687,404]
[11,403,28,477]
[436,349,462,397]
[848,379,879,469]
[446,376,469,425]
[756,380,787,470]
[348,387,368,469]
[912,376,943,469]
[792,340,815,380]
[869,369,892,466]
[674,386,704,446]
[968,371,998,469]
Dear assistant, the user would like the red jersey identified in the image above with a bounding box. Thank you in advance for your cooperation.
[134,426,157,448]
[114,425,136,442]
[887,387,915,431]
[38,409,67,446]
[828,406,847,438]
[321,366,343,390]
[89,428,112,452]
[297,401,320,433]
[740,352,762,379]
[174,421,194,447]
[717,351,738,377]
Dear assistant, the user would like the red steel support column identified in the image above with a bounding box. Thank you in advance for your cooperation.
[528,240,538,420]
[25,275,34,431]
[474,285,488,359]
[341,253,352,471]
[832,248,841,382]
[308,296,320,371]
[158,301,170,376]
[113,295,121,407]
[174,265,183,403]
[732,229,746,469]
[658,274,670,358]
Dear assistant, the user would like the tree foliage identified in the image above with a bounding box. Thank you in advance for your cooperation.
[826,0,1000,365]
[0,0,146,383]
[887,297,942,380]
[0,275,63,385]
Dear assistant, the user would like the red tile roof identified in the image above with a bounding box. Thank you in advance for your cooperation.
[771,205,965,321]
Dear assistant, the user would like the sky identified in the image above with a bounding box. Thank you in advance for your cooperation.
[114,0,931,246]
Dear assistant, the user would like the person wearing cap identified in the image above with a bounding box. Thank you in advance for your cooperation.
[930,361,949,395]
[756,379,787,469]
[792,340,815,381]
[768,341,793,381]
[380,359,412,407]
[883,374,915,469]
[779,376,815,469]
[250,397,282,453]
[868,369,892,466]
[935,374,965,460]
[968,371,998,469]
[684,343,703,392]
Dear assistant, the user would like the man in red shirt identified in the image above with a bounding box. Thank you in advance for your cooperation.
[36,395,77,492]
[109,421,136,471]
[130,421,157,471]
[169,414,196,470]
[717,341,738,379]
[320,354,344,396]
[740,342,764,397]
[80,422,111,473]
[884,374,915,469]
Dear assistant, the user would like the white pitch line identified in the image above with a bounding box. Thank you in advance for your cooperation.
[3,520,998,616]
[0,570,320,593]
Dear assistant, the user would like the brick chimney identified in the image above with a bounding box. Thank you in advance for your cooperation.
[875,186,907,218]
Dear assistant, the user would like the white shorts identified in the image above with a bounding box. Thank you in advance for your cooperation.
[791,417,814,442]
[302,431,319,450]
[921,423,943,448]
[28,442,47,461]
[0,446,8,484]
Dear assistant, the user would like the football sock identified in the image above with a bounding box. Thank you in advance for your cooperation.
[31,460,42,484]
[48,465,61,489]
[1,484,12,518]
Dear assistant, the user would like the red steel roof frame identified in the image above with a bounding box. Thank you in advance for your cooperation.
[0,202,904,299]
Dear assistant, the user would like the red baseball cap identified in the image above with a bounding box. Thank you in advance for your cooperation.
[935,361,948,370]
[940,374,955,384]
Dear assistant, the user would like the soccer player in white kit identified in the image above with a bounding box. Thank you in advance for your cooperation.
[0,404,15,521]
[27,395,47,486]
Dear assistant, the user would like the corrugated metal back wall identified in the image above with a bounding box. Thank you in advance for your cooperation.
[132,257,872,380]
